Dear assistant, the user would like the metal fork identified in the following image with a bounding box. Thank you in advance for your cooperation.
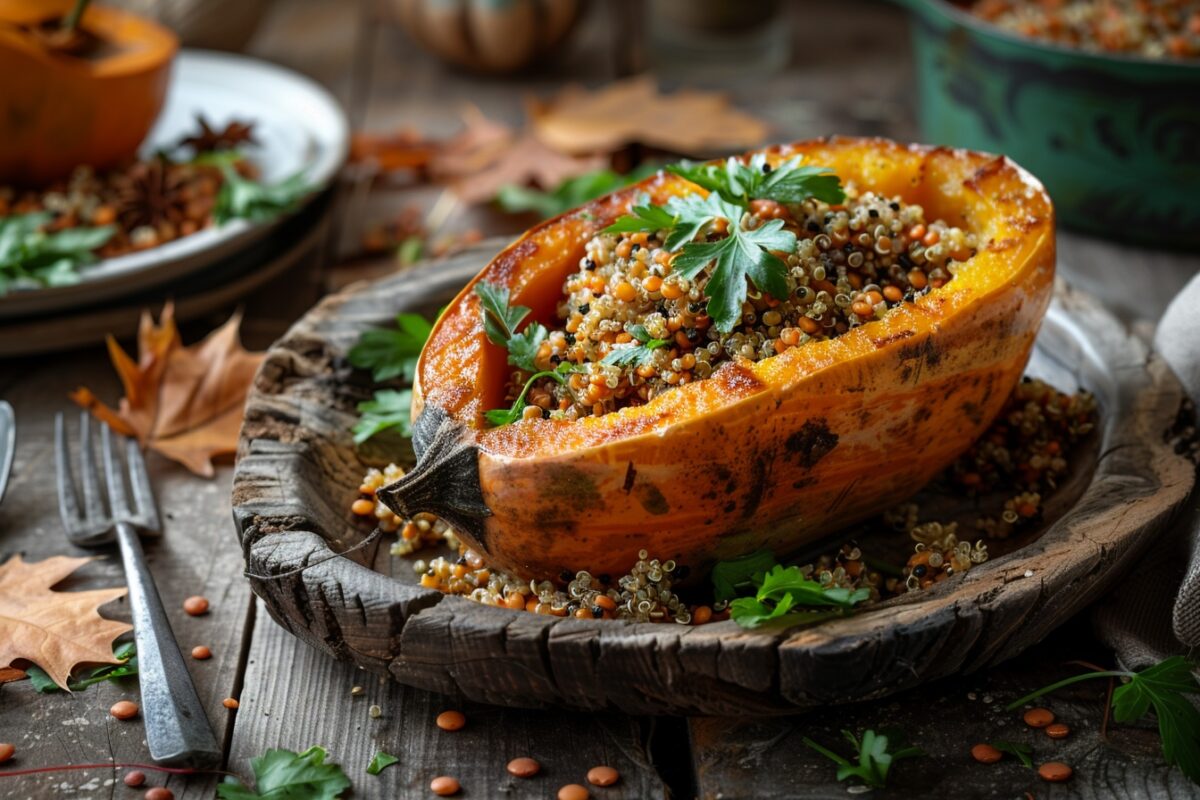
[55,413,221,767]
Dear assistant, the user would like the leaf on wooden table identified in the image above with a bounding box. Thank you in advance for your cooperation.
[0,555,131,691]
[349,128,440,173]
[70,302,265,477]
[428,104,605,205]
[532,76,770,157]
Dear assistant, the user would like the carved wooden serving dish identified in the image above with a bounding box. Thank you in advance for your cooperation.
[232,240,1194,715]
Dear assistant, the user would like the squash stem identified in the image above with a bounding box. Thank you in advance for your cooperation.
[63,0,90,32]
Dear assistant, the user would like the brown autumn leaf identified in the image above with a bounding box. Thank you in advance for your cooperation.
[0,667,27,684]
[71,302,264,478]
[532,76,770,157]
[0,555,131,691]
[429,104,605,205]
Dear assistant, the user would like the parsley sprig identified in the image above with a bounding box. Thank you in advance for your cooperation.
[0,211,115,294]
[601,324,669,368]
[712,550,871,629]
[483,362,582,426]
[214,163,310,225]
[348,312,432,382]
[218,745,350,799]
[475,281,548,373]
[601,155,843,333]
[1005,656,1200,784]
[802,729,925,789]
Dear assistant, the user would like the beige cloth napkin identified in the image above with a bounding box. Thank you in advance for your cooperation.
[1093,272,1200,667]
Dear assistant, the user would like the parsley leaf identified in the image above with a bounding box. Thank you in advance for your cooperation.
[352,389,413,445]
[26,642,137,693]
[484,362,581,427]
[990,741,1033,768]
[366,751,399,776]
[348,313,433,382]
[218,745,350,800]
[602,198,678,238]
[214,165,310,225]
[802,729,924,789]
[672,219,796,333]
[669,154,845,206]
[729,564,870,629]
[474,281,556,373]
[0,212,115,295]
[601,324,670,368]
[710,548,778,602]
[1005,656,1200,785]
[507,322,549,373]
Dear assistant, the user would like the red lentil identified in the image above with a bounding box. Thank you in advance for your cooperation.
[558,784,589,800]
[123,771,146,787]
[144,789,174,800]
[507,757,541,778]
[430,776,460,796]
[1023,707,1055,728]
[587,765,620,786]
[222,698,239,709]
[970,743,1003,764]
[1038,761,1073,782]
[110,701,139,720]
[182,596,209,616]
[0,743,13,764]
[1045,722,1070,739]
[191,645,212,660]
[436,710,466,731]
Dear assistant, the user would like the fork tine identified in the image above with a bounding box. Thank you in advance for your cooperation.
[125,437,161,533]
[55,413,82,526]
[101,424,131,519]
[77,413,106,521]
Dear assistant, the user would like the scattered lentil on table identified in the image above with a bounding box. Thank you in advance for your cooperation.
[110,700,139,720]
[0,742,13,764]
[586,765,620,786]
[191,645,212,660]
[123,771,146,788]
[436,710,466,731]
[143,788,174,800]
[183,595,209,616]
[1024,707,1056,728]
[558,784,590,800]
[507,757,541,778]
[970,743,1003,764]
[430,775,461,796]
[509,188,974,420]
[970,0,1200,58]
[1045,722,1071,739]
[223,697,240,709]
[1038,761,1074,782]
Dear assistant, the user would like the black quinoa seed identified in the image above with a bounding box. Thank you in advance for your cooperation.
[807,222,821,232]
[578,303,590,315]
[585,258,596,270]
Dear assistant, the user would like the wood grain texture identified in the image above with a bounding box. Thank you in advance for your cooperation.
[0,353,253,800]
[229,600,668,799]
[231,238,1195,715]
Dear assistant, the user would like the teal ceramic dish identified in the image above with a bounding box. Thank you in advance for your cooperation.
[897,0,1200,247]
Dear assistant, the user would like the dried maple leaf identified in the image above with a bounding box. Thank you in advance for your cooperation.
[71,303,264,478]
[350,128,440,173]
[532,76,770,157]
[429,104,604,205]
[0,555,131,691]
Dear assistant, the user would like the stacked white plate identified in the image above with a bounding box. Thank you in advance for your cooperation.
[0,50,349,355]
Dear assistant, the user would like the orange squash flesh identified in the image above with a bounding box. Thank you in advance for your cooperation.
[381,137,1055,584]
[0,0,178,186]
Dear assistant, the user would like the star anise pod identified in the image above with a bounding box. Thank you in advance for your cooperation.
[108,158,194,231]
[177,114,259,154]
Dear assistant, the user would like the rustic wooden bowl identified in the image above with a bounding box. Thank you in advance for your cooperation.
[232,240,1195,715]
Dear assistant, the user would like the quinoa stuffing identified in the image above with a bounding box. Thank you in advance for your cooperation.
[969,0,1200,59]
[352,378,1097,626]
[491,158,976,421]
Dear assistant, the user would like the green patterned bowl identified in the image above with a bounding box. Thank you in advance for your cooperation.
[897,0,1200,247]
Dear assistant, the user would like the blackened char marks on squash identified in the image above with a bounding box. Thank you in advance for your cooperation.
[898,337,942,385]
[739,450,773,520]
[964,156,1008,195]
[786,420,839,469]
[542,464,601,510]
[622,461,637,493]
[634,482,670,515]
[871,329,915,349]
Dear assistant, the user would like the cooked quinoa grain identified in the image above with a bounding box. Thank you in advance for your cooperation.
[510,188,975,419]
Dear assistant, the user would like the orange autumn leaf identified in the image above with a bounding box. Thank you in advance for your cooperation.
[531,76,770,157]
[0,555,131,691]
[0,667,27,684]
[71,302,265,478]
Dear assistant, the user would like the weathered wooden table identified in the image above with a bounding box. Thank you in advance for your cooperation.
[2,1,1198,798]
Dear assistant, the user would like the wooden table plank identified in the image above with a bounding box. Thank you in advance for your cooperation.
[228,602,669,799]
[0,355,253,800]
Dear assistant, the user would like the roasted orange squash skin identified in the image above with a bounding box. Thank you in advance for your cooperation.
[381,138,1055,584]
[0,0,177,186]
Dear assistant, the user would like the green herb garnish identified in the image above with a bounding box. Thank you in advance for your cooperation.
[26,642,137,693]
[496,163,661,219]
[352,389,413,445]
[365,751,399,776]
[802,729,924,790]
[668,153,845,206]
[710,548,778,603]
[484,362,581,426]
[0,212,115,295]
[990,740,1033,768]
[217,745,351,800]
[1006,656,1200,784]
[214,165,309,225]
[601,324,670,368]
[729,564,870,629]
[348,313,433,383]
[601,155,840,333]
[474,281,552,373]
